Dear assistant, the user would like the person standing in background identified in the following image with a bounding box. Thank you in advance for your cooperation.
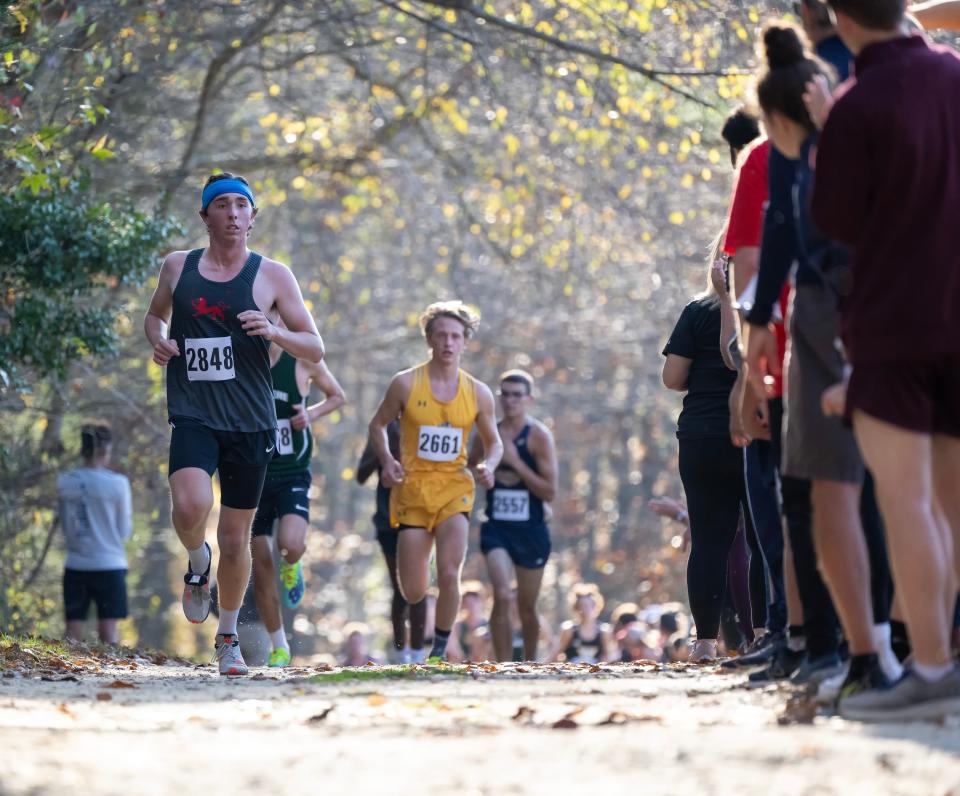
[58,422,132,645]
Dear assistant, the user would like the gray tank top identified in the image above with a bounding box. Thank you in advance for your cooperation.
[166,248,276,432]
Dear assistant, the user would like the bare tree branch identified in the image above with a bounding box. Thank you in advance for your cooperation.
[419,1,722,107]
[159,0,287,211]
[376,0,482,46]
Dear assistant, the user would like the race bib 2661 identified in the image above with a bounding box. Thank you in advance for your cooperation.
[417,425,463,462]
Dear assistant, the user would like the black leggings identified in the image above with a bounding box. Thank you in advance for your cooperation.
[679,436,748,640]
[860,471,893,625]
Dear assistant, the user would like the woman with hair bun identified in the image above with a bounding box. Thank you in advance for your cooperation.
[744,24,901,706]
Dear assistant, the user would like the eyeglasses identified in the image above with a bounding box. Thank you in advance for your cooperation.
[499,390,528,398]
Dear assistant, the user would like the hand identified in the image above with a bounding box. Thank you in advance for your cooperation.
[153,338,180,366]
[238,310,278,341]
[473,462,495,490]
[803,74,834,130]
[729,373,752,447]
[744,323,780,402]
[648,497,685,520]
[381,457,405,488]
[290,403,310,431]
[740,383,772,443]
[710,258,729,301]
[821,381,847,418]
[500,437,520,467]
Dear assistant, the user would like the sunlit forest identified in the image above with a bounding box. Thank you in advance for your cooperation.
[3,0,794,657]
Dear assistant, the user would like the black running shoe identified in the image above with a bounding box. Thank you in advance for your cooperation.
[836,654,892,707]
[722,631,785,670]
[747,646,806,683]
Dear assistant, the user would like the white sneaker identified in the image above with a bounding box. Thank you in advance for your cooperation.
[408,648,427,664]
[215,633,248,676]
[181,541,212,624]
[690,639,718,663]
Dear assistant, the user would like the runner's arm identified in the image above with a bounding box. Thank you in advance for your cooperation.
[509,425,558,503]
[473,384,504,479]
[144,254,181,364]
[369,375,408,485]
[265,265,324,363]
[303,360,346,422]
[358,420,398,483]
[466,435,484,468]
[356,440,379,485]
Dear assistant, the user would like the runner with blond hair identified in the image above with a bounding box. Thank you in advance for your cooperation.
[368,300,502,662]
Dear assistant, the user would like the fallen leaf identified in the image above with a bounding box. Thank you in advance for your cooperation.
[600,711,629,725]
[777,696,817,726]
[95,692,112,701]
[515,667,530,673]
[106,680,136,689]
[876,753,899,771]
[552,718,578,729]
[306,707,334,723]
[512,706,536,722]
[57,703,74,716]
[259,712,271,720]
[367,693,387,706]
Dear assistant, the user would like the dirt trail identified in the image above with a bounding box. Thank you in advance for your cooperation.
[1,656,959,795]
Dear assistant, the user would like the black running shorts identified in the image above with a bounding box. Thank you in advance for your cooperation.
[251,471,312,537]
[168,417,274,510]
[63,568,128,621]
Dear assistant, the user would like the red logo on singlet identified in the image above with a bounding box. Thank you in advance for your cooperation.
[192,297,230,322]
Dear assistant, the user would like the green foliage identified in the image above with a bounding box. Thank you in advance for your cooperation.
[0,189,182,384]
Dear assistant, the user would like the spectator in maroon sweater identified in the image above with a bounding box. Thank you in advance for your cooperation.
[812,0,960,723]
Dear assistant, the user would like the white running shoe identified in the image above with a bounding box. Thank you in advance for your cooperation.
[182,541,212,624]
[690,639,718,663]
[408,648,427,664]
[215,633,248,676]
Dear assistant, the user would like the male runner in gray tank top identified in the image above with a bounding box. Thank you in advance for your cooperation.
[144,173,323,675]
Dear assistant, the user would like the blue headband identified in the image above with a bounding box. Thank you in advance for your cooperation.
[200,178,256,212]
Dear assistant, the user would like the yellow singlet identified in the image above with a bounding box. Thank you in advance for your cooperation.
[390,363,479,532]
